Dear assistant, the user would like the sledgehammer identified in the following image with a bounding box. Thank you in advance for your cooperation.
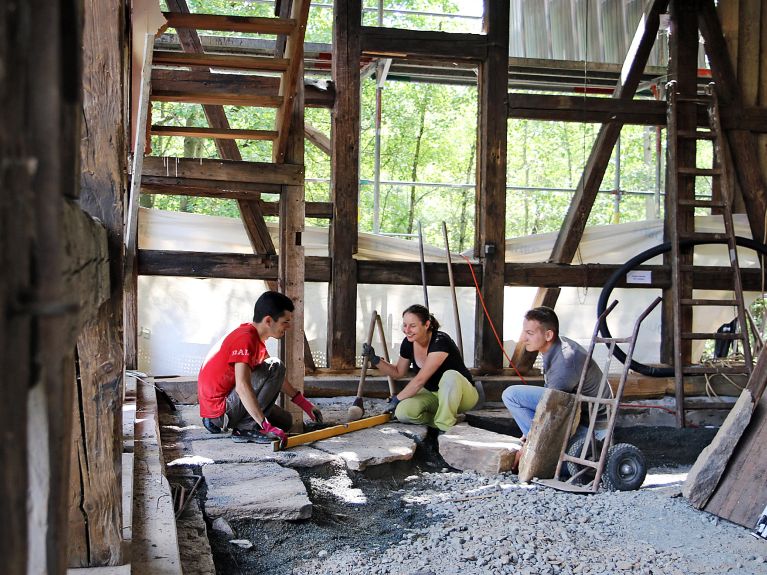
[348,309,378,422]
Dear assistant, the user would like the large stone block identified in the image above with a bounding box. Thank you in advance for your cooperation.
[518,388,577,482]
[437,423,522,475]
[203,462,312,521]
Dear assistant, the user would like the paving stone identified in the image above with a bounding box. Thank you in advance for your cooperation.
[438,423,522,475]
[310,422,427,471]
[203,462,311,521]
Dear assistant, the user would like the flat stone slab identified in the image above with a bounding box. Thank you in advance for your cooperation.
[438,423,522,475]
[203,462,312,521]
[169,439,340,469]
[310,422,428,471]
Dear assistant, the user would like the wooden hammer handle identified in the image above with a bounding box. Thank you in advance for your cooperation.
[355,309,379,398]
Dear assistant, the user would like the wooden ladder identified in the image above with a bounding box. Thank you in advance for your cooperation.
[667,81,753,427]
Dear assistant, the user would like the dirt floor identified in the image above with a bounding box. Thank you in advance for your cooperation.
[184,425,767,575]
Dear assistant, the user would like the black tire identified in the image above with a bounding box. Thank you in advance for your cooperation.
[601,443,647,491]
[566,438,597,485]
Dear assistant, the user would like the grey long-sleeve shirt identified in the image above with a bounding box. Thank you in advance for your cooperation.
[541,336,610,403]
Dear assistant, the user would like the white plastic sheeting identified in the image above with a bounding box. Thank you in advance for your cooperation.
[138,208,763,377]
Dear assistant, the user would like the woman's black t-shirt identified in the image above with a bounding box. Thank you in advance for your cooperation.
[399,330,474,392]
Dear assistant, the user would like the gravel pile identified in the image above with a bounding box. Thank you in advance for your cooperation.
[294,470,767,575]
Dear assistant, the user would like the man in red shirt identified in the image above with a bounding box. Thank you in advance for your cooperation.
[198,291,322,445]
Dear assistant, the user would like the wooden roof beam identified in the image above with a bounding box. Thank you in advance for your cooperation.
[153,50,289,72]
[273,0,311,162]
[142,156,303,185]
[360,26,488,61]
[150,125,277,140]
[151,90,282,107]
[162,11,297,35]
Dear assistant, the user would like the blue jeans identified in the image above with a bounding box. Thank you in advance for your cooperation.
[501,384,545,436]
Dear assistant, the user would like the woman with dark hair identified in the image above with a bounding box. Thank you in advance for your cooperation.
[363,304,478,431]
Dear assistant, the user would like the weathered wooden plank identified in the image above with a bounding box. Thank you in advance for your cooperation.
[509,93,667,125]
[474,0,509,372]
[699,0,767,245]
[329,0,361,370]
[150,68,335,108]
[304,122,331,154]
[137,252,767,291]
[361,26,487,61]
[1,0,33,568]
[704,392,767,527]
[141,176,282,198]
[668,0,703,427]
[150,125,277,140]
[153,50,290,72]
[736,0,761,106]
[151,90,283,108]
[516,0,668,373]
[162,11,296,35]
[273,0,311,162]
[142,156,303,185]
[70,0,127,565]
[279,62,309,398]
[683,387,756,508]
[261,200,332,218]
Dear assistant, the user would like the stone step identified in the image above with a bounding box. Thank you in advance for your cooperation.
[438,423,522,475]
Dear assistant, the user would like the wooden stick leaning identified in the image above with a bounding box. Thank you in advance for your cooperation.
[418,221,429,308]
[375,313,397,397]
[348,309,379,421]
[442,222,463,358]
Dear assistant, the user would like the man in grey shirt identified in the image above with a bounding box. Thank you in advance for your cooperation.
[502,306,609,439]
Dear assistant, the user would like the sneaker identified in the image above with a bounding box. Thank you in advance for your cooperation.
[202,418,222,434]
[231,428,273,444]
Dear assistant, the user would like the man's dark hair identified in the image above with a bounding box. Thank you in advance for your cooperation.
[253,291,294,322]
[524,306,559,336]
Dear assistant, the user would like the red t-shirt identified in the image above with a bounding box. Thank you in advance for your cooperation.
[198,323,268,418]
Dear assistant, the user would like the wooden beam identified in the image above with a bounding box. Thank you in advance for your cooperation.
[474,0,509,373]
[150,68,335,108]
[304,122,331,155]
[508,93,667,125]
[142,156,303,185]
[260,200,332,218]
[361,26,488,61]
[70,0,127,565]
[273,0,311,163]
[162,11,297,35]
[153,50,290,72]
[329,0,361,370]
[279,59,309,395]
[512,0,668,373]
[150,125,277,140]
[151,90,283,107]
[141,176,282,198]
[138,252,767,291]
[699,0,767,245]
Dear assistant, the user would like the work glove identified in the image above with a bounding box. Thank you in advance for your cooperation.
[260,418,288,448]
[384,395,400,414]
[362,342,381,366]
[291,391,323,423]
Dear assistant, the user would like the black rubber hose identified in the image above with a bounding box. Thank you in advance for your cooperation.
[597,236,767,377]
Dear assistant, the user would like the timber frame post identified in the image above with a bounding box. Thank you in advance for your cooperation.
[329,0,361,370]
[69,0,127,566]
[474,0,510,372]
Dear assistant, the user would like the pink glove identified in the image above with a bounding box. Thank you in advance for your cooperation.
[260,419,287,448]
[291,392,323,422]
